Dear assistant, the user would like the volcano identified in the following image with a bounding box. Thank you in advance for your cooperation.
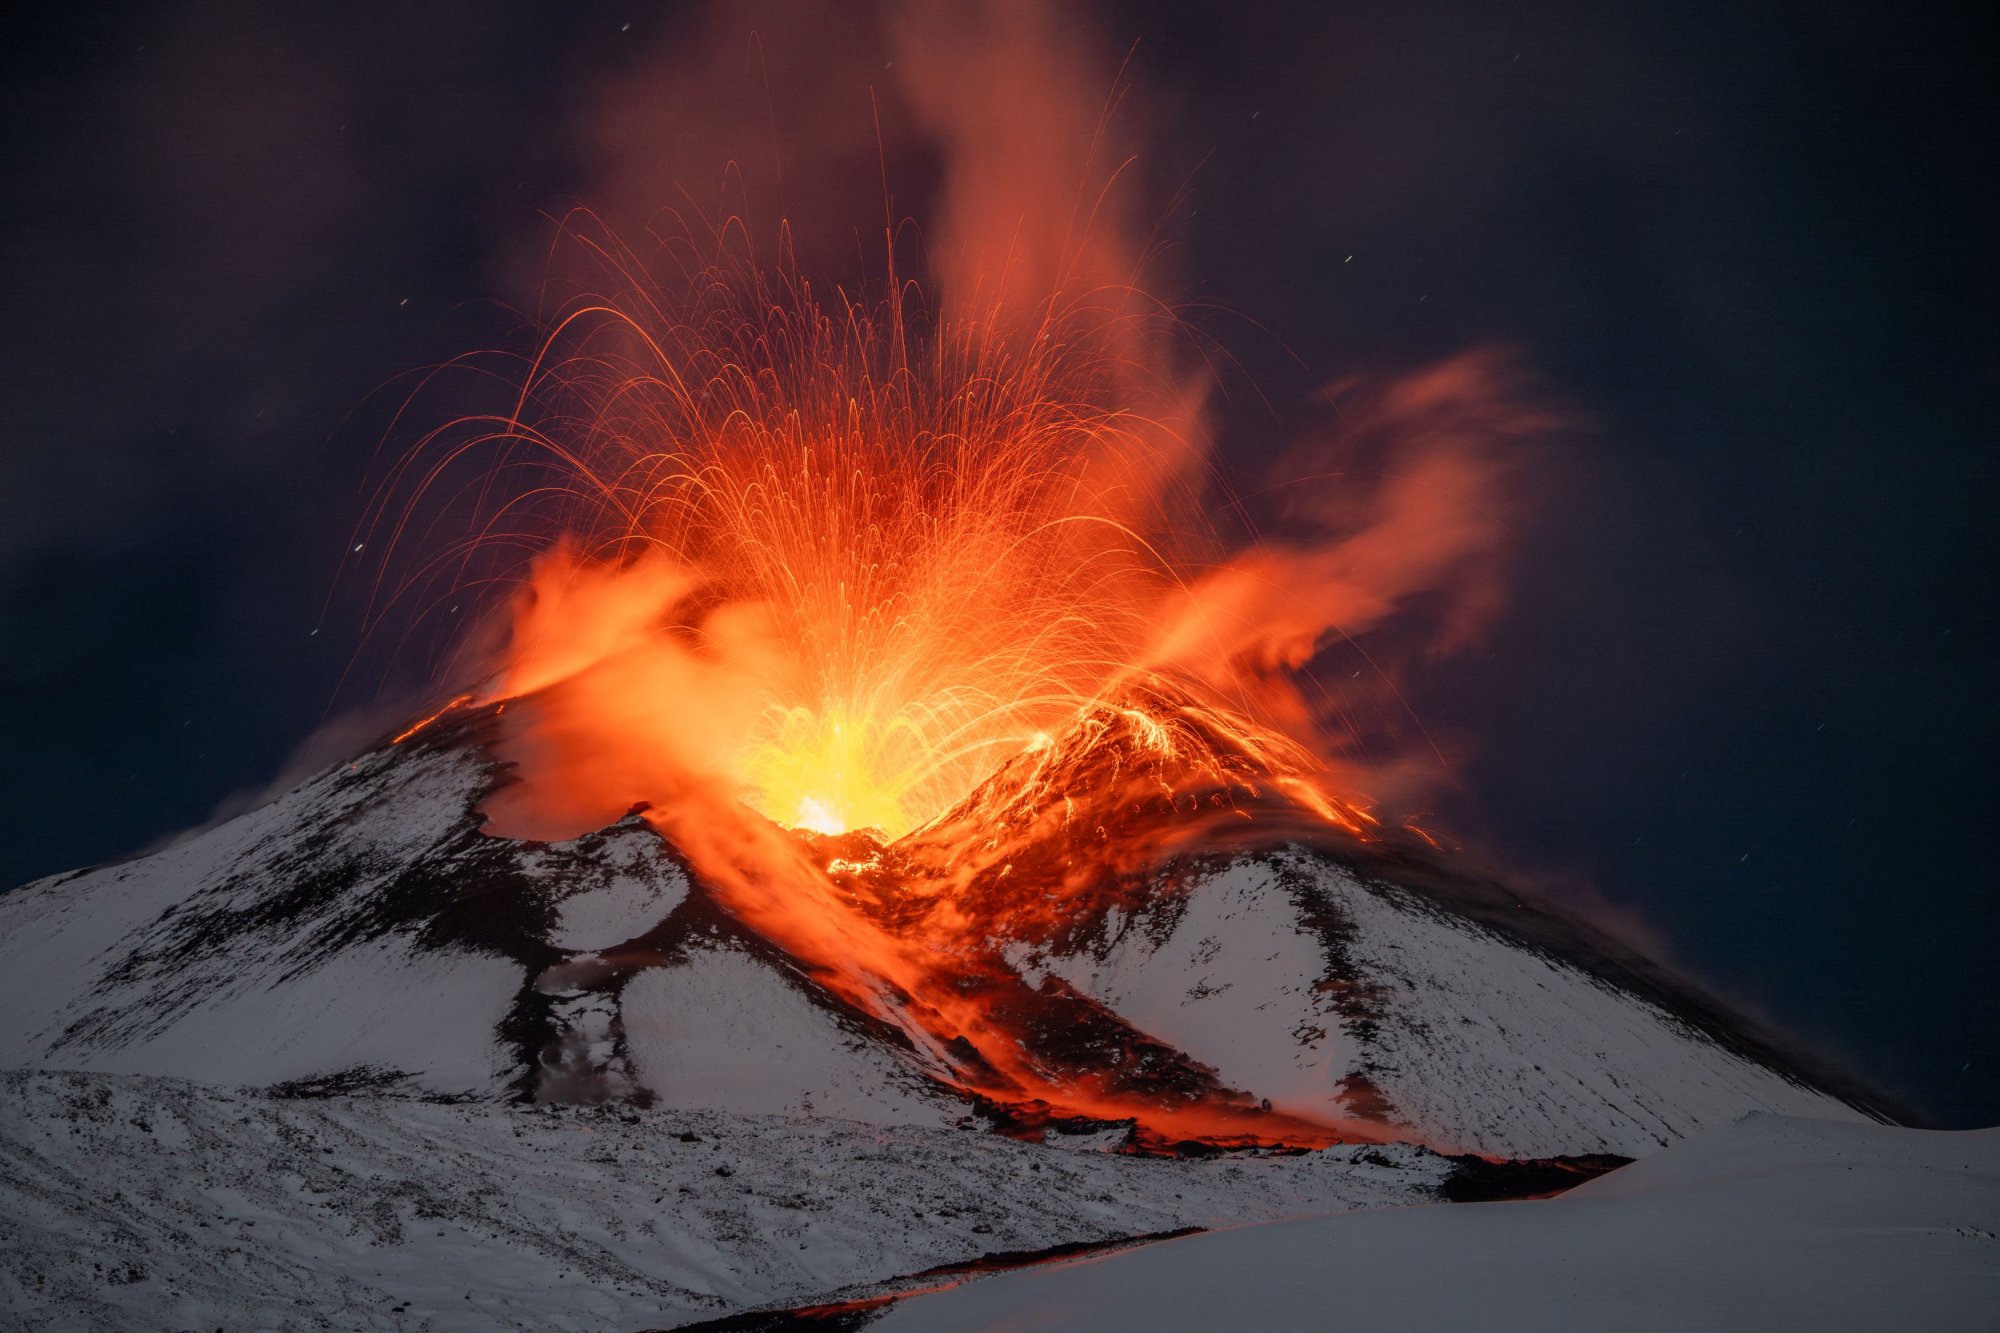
[11,5,1988,1326]
[0,694,1925,1329]
[0,693,1884,1160]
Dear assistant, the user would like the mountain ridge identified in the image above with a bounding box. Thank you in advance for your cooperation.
[0,696,1891,1158]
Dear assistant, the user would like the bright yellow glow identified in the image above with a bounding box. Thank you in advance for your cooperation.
[741,706,916,837]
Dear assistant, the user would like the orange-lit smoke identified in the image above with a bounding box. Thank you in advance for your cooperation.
[373,0,1545,1145]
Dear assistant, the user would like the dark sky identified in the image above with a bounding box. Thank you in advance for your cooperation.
[2,1,1993,1126]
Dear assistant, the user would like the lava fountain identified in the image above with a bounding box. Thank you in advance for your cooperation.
[364,0,1542,1148]
[471,243,1373,849]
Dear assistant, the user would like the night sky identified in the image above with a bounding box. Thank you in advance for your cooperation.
[3,1,1993,1127]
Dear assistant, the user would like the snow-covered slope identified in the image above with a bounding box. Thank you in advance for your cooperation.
[0,701,1881,1158]
[620,948,953,1124]
[1018,849,1865,1156]
[0,1069,1449,1332]
[0,738,528,1095]
[852,1114,2000,1332]
[0,717,958,1121]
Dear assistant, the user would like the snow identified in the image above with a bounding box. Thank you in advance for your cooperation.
[1015,861,1357,1120]
[863,1113,2000,1332]
[1019,850,1871,1157]
[620,945,956,1126]
[0,743,521,1095]
[0,1070,1449,1331]
[527,828,689,952]
[1309,852,1871,1156]
[46,935,518,1092]
[0,712,1879,1151]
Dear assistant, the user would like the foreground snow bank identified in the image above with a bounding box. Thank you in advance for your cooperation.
[0,1070,1445,1331]
[863,1112,1999,1332]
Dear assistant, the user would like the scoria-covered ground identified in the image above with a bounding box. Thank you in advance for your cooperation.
[0,1069,1449,1331]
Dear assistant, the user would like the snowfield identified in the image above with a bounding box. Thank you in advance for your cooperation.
[856,1113,2000,1332]
[0,1069,1448,1331]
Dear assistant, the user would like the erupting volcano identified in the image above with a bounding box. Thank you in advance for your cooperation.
[2,6,1955,1329]
[4,0,1888,1162]
[1,185,1884,1165]
[6,3,1986,1329]
[289,202,1875,1159]
[355,196,1542,1147]
[267,0,1869,1159]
